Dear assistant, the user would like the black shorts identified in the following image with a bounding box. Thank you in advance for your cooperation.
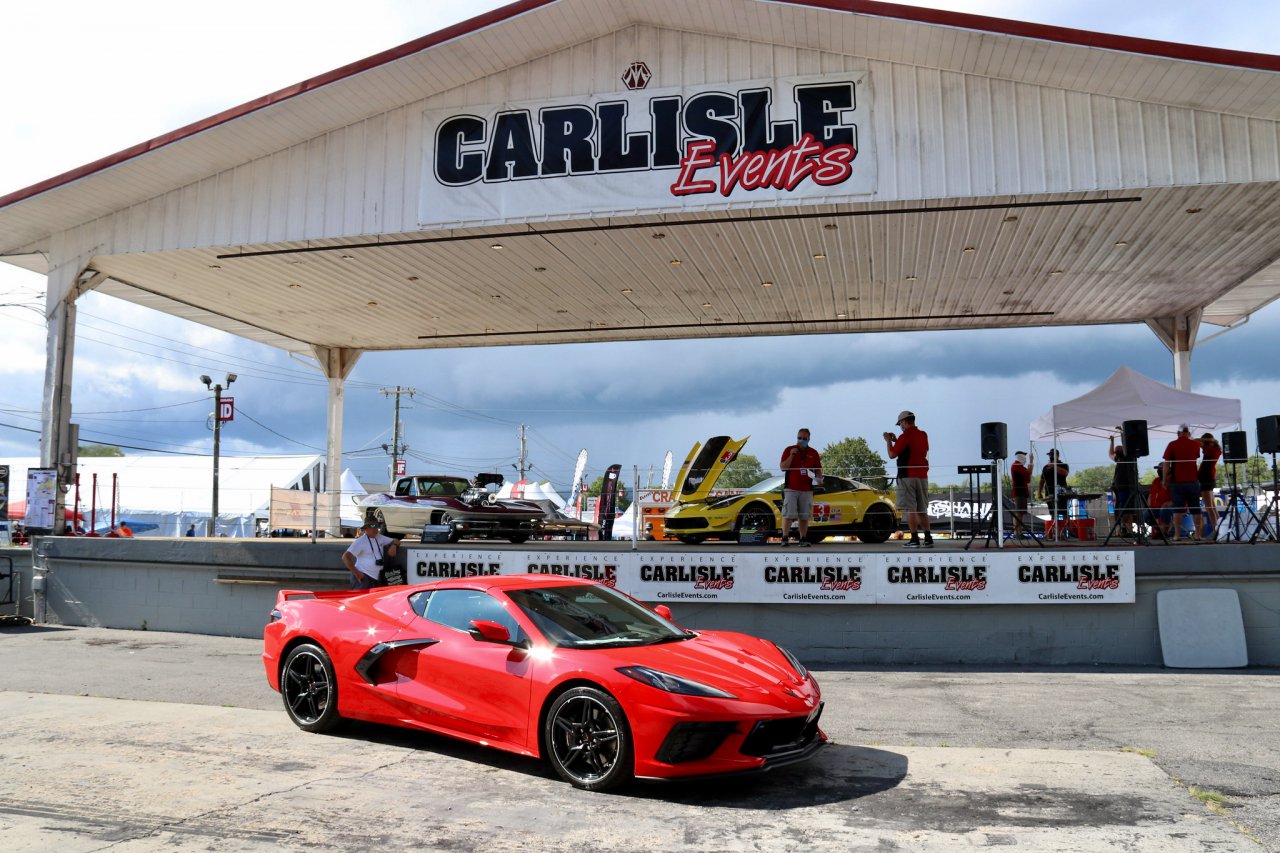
[1198,467,1215,491]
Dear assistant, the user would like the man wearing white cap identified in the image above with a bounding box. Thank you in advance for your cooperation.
[1010,450,1032,537]
[1162,424,1203,541]
[884,411,933,548]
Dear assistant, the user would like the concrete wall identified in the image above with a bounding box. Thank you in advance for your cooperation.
[9,539,1280,666]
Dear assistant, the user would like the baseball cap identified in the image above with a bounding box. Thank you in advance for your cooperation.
[896,410,914,423]
[1014,451,1027,461]
[1178,423,1191,433]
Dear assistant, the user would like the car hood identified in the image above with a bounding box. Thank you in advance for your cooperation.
[596,629,816,707]
[672,435,749,503]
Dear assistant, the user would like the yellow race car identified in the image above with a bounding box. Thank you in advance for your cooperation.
[662,435,899,544]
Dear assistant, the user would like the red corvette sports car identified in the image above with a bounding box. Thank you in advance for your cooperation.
[263,575,826,790]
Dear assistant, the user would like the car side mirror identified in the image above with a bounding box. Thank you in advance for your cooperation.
[468,619,530,650]
[654,605,673,621]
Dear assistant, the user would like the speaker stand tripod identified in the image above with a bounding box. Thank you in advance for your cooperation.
[1102,487,1165,546]
[959,464,1000,550]
[1214,463,1264,542]
[1247,454,1280,544]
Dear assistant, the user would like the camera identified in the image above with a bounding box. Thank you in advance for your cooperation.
[375,559,384,567]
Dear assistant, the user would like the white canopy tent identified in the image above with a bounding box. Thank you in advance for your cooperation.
[1030,366,1242,443]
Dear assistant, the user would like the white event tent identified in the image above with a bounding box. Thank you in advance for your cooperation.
[1030,366,1242,443]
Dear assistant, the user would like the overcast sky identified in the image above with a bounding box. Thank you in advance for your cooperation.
[2,0,1278,492]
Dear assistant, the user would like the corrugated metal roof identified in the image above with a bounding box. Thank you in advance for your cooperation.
[2,0,1278,354]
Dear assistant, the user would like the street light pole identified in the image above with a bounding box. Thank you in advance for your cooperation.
[201,373,236,536]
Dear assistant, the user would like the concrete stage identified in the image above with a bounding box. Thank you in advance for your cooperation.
[7,535,1280,665]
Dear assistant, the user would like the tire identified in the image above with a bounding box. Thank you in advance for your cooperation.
[857,504,897,544]
[440,513,462,543]
[735,504,776,537]
[280,643,342,733]
[543,686,633,791]
[508,534,530,544]
[676,534,707,545]
[805,531,827,544]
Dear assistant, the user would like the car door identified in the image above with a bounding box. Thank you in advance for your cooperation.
[394,588,534,749]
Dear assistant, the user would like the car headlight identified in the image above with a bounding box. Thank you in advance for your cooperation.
[617,666,737,699]
[773,643,808,679]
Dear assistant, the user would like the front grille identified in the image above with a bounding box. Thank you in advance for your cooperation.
[655,721,739,764]
[740,704,823,757]
[663,516,709,530]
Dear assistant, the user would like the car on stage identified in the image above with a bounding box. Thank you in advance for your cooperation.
[263,574,826,791]
[357,473,544,543]
[663,435,899,544]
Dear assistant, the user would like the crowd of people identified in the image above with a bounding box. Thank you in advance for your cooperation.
[1024,424,1227,543]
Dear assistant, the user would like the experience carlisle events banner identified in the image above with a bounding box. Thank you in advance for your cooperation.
[421,72,876,228]
[402,548,1134,605]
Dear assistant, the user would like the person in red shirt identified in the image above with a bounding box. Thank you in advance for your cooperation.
[1148,462,1173,538]
[779,428,823,547]
[1199,433,1222,538]
[1009,451,1032,537]
[884,410,932,548]
[1162,424,1203,541]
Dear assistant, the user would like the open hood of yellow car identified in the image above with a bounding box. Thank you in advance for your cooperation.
[673,435,749,503]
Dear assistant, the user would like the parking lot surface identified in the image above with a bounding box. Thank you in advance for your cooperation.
[1,626,1275,851]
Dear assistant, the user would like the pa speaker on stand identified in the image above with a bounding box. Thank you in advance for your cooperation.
[980,422,1007,460]
[1222,431,1248,463]
[1122,419,1149,458]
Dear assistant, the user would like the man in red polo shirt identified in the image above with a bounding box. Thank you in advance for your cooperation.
[780,427,823,547]
[884,410,933,548]
[1162,424,1203,542]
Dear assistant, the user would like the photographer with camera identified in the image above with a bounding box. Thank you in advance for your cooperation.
[343,520,399,589]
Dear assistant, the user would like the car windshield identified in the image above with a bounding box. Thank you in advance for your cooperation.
[744,475,785,494]
[506,584,690,649]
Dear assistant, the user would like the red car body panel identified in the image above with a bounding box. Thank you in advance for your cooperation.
[263,575,826,781]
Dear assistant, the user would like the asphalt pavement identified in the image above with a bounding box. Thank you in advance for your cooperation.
[0,625,1275,851]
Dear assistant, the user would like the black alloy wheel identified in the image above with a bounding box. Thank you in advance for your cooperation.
[544,686,633,791]
[440,513,462,543]
[857,505,897,544]
[280,643,342,733]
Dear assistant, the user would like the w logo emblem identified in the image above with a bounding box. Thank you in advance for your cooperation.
[621,61,652,90]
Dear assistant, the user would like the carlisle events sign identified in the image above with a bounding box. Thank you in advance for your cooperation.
[421,72,875,227]
[402,547,1133,605]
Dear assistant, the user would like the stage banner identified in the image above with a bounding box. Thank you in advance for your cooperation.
[420,72,876,229]
[400,547,1135,604]
[268,487,337,530]
[872,550,1134,604]
[24,468,57,531]
[0,464,9,545]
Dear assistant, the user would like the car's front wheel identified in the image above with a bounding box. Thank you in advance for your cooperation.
[280,643,342,733]
[675,534,707,545]
[735,504,776,537]
[543,686,633,791]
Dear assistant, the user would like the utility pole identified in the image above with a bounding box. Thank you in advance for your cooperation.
[381,387,416,489]
[201,373,236,536]
[518,424,528,480]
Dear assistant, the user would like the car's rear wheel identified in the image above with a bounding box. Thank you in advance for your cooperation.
[805,530,827,544]
[280,643,341,733]
[508,534,530,544]
[544,686,633,791]
[857,504,897,544]
[440,512,462,543]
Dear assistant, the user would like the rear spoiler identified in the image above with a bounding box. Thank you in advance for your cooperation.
[275,589,364,605]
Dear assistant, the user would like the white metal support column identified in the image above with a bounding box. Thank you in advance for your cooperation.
[313,345,361,536]
[1146,311,1201,392]
[40,261,104,531]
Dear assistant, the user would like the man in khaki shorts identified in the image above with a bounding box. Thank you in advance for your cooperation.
[884,411,933,548]
[780,428,823,546]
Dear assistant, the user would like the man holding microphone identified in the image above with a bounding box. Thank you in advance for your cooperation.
[780,428,823,547]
